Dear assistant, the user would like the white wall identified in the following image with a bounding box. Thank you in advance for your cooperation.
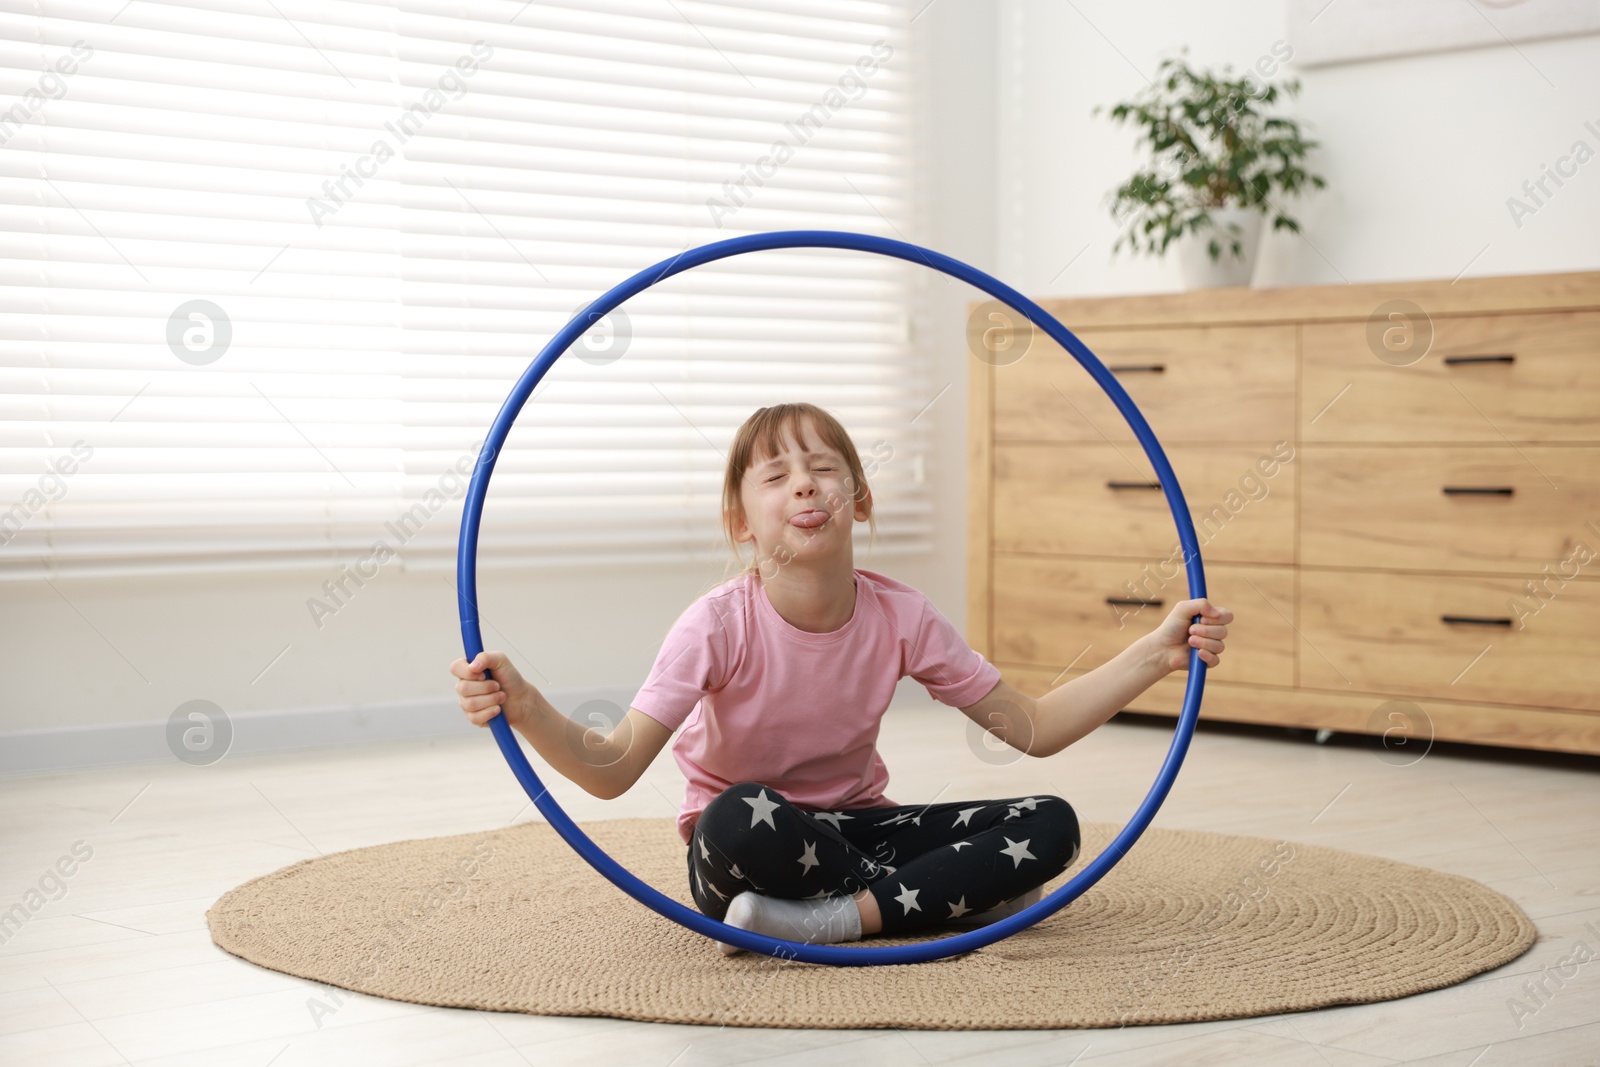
[994,0,1600,294]
[0,2,1002,766]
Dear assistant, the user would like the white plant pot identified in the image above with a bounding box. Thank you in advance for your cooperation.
[1176,206,1264,289]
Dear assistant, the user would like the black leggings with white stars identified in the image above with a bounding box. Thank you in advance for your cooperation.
[687,781,1081,936]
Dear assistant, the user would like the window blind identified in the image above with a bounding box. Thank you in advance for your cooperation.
[0,0,928,580]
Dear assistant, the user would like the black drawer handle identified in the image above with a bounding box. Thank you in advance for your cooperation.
[1442,486,1515,496]
[1106,363,1166,374]
[1440,615,1513,626]
[1106,480,1162,490]
[1443,354,1515,365]
[1107,596,1163,607]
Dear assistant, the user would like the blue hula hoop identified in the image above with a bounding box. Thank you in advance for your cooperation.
[456,229,1208,966]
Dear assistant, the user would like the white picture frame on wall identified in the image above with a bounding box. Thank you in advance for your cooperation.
[1288,0,1600,67]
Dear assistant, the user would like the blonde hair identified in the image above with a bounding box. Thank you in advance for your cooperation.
[719,402,877,577]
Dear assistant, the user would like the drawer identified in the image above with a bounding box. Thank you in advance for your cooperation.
[994,443,1297,564]
[992,557,1295,687]
[999,663,1600,757]
[1298,570,1600,712]
[1302,446,1600,573]
[1301,311,1600,442]
[993,324,1296,445]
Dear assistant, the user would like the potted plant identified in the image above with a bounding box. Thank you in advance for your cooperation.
[1095,48,1326,288]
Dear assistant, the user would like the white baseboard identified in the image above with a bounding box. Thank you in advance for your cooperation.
[0,685,639,776]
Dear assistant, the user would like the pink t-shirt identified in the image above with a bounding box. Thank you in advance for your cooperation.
[631,568,1003,844]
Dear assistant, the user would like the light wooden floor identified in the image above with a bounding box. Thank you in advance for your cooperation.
[2,704,1597,1066]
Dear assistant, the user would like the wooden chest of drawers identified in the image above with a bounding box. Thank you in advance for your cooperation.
[968,271,1600,756]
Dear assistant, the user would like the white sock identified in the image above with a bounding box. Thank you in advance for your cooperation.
[715,891,863,956]
[947,885,1044,928]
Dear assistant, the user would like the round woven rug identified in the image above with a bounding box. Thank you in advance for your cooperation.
[207,818,1534,1030]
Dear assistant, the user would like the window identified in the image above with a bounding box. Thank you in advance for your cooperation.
[0,1,928,579]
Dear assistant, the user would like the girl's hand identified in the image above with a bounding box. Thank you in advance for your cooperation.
[450,650,536,730]
[1146,598,1233,673]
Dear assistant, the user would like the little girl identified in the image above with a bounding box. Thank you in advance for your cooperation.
[452,402,1231,954]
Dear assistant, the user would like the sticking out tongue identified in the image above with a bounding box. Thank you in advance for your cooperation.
[790,510,829,529]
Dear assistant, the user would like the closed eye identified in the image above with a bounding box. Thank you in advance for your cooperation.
[765,466,835,482]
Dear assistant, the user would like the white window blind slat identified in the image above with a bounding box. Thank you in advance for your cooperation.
[1,0,925,579]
